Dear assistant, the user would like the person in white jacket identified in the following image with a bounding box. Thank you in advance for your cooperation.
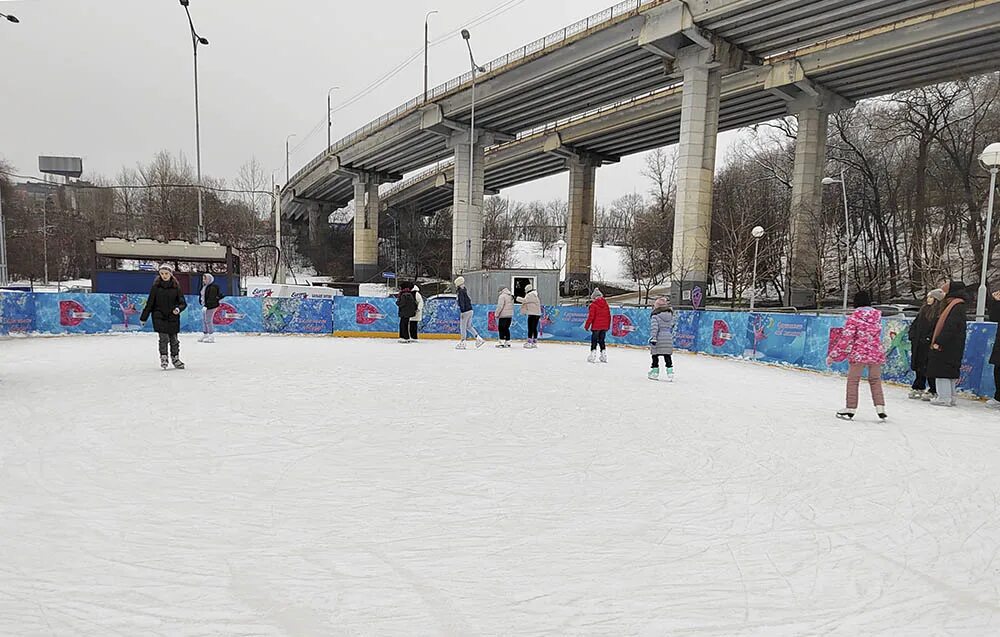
[409,284,424,341]
[516,284,542,348]
[495,287,515,348]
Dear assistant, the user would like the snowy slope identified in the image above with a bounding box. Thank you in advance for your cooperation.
[512,241,634,288]
[1,335,999,635]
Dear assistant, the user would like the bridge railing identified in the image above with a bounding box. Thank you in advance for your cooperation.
[290,0,663,187]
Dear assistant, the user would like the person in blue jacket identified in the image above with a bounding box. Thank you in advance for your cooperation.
[455,276,483,349]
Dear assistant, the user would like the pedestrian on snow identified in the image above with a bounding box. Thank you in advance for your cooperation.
[455,276,483,349]
[584,287,612,363]
[198,273,224,344]
[517,284,542,348]
[495,286,515,348]
[140,264,187,369]
[410,284,424,341]
[927,281,969,407]
[648,296,675,381]
[827,291,887,421]
[907,288,944,399]
[987,288,1000,408]
[396,284,418,343]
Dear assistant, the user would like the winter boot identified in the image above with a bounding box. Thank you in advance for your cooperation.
[160,355,169,370]
[876,406,887,421]
[666,368,675,382]
[836,409,855,420]
[908,389,924,400]
[648,368,659,381]
[587,350,597,364]
[172,356,185,370]
[599,351,608,364]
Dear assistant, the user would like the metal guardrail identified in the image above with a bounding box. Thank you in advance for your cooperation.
[290,0,663,188]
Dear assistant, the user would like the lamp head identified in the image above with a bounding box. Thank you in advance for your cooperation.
[751,226,765,239]
[179,0,190,6]
[555,239,566,250]
[5,14,19,23]
[198,36,209,45]
[461,29,471,40]
[821,177,839,186]
[980,142,1000,169]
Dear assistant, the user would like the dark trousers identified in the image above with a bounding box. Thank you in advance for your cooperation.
[527,315,540,339]
[409,320,419,340]
[912,374,937,394]
[590,330,607,351]
[651,354,673,369]
[995,366,1000,401]
[498,317,512,342]
[399,318,411,339]
[158,333,179,357]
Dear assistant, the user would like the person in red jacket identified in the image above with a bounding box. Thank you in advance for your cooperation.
[584,288,612,363]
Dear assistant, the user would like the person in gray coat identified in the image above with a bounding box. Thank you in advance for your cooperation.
[648,296,675,381]
[495,287,515,348]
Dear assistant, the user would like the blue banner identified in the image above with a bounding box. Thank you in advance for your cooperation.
[34,293,113,334]
[747,313,810,366]
[421,297,461,335]
[333,297,399,334]
[263,298,333,334]
[695,311,750,358]
[673,311,701,351]
[0,291,35,334]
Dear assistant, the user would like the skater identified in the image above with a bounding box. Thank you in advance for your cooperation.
[584,287,611,363]
[988,288,1000,408]
[198,273,223,343]
[927,281,968,407]
[907,289,944,400]
[517,283,542,348]
[410,284,424,341]
[648,296,675,381]
[140,264,187,369]
[495,286,514,348]
[827,291,887,421]
[455,276,483,349]
[396,284,417,343]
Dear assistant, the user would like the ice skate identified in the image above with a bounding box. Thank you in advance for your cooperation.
[496,342,506,349]
[921,393,935,402]
[587,351,597,363]
[647,368,659,381]
[986,398,1000,409]
[908,389,924,400]
[475,336,485,349]
[160,355,169,370]
[172,357,185,370]
[836,410,855,420]
[203,335,215,344]
[930,397,955,407]
[197,335,207,343]
[599,351,608,364]
[876,406,887,421]
[455,341,467,350]
[399,338,410,344]
[665,368,674,382]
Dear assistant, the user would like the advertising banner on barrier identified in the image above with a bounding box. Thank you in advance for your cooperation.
[881,317,914,384]
[263,298,334,334]
[334,297,399,335]
[35,293,112,334]
[801,316,847,373]
[695,311,749,358]
[421,297,461,336]
[673,311,701,351]
[183,296,263,333]
[110,293,153,332]
[0,291,36,334]
[960,322,994,393]
[747,313,810,366]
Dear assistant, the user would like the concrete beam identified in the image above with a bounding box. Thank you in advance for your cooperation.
[766,59,854,113]
[542,133,620,165]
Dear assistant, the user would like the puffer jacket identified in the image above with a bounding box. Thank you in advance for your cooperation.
[412,289,424,322]
[517,290,542,316]
[140,277,187,335]
[927,290,967,379]
[457,287,473,313]
[649,307,674,356]
[495,288,515,319]
[584,297,612,332]
[829,306,886,365]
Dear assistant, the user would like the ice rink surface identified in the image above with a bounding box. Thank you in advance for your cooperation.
[1,334,999,636]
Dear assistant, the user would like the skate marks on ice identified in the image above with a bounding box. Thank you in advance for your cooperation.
[1,335,1000,635]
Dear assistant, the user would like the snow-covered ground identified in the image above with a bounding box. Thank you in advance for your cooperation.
[512,241,633,289]
[2,335,999,636]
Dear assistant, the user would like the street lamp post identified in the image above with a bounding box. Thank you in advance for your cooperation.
[285,134,297,186]
[424,11,439,103]
[180,0,209,243]
[750,226,765,312]
[461,29,486,274]
[554,238,567,296]
[976,143,1000,322]
[823,169,851,310]
[327,86,340,154]
[1,12,19,23]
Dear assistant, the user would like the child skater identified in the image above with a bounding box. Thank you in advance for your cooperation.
[584,288,611,363]
[827,290,887,421]
[140,264,187,369]
[648,296,675,381]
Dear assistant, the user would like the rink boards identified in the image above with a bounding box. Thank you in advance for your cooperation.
[1,291,996,397]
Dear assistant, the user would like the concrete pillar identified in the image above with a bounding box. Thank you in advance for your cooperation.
[451,131,485,276]
[353,174,380,282]
[671,58,722,307]
[308,204,321,243]
[787,106,829,308]
[565,156,599,291]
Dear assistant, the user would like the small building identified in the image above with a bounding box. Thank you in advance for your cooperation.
[460,269,560,306]
[92,238,241,296]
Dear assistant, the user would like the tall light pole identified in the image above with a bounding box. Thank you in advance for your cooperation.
[180,0,209,243]
[424,11,439,103]
[976,143,1000,322]
[0,12,17,284]
[749,226,765,312]
[285,134,297,186]
[461,29,486,273]
[823,169,851,311]
[1,12,19,23]
[327,86,340,154]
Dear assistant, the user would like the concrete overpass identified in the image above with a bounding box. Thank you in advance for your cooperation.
[284,0,1000,305]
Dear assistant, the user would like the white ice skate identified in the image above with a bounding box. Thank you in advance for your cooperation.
[456,341,467,350]
[986,399,1000,409]
[587,351,597,364]
[599,351,608,364]
[203,335,215,344]
[475,337,485,349]
[160,355,169,370]
[197,335,207,343]
[908,389,924,400]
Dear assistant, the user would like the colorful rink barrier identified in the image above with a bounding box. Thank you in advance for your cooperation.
[1,291,998,397]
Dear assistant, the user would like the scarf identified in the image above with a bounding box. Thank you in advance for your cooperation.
[931,298,964,348]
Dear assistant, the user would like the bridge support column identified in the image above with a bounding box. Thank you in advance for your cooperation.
[450,131,486,276]
[308,204,321,243]
[353,174,381,283]
[565,156,600,293]
[671,57,722,307]
[787,106,829,309]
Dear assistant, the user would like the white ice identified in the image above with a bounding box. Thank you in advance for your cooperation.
[1,335,999,636]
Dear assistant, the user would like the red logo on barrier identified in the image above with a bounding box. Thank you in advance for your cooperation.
[356,303,385,325]
[487,311,497,332]
[611,314,635,338]
[214,303,244,326]
[59,300,93,327]
[712,320,732,347]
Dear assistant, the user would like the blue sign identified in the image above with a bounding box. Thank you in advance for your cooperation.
[382,272,396,279]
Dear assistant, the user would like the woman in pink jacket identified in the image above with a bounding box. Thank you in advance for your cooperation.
[827,291,887,421]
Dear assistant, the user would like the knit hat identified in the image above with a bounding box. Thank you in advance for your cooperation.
[158,263,174,273]
[412,285,420,292]
[653,296,669,309]
[203,273,214,284]
[927,289,945,302]
[455,276,466,287]
[525,284,534,293]
[591,287,603,299]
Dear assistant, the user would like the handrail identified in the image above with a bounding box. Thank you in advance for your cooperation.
[289,0,663,187]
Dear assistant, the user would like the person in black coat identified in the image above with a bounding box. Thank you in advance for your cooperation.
[199,273,224,343]
[987,288,1000,406]
[395,285,417,342]
[140,264,188,369]
[907,288,944,399]
[927,280,968,406]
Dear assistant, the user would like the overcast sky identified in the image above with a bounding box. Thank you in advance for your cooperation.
[0,0,741,206]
